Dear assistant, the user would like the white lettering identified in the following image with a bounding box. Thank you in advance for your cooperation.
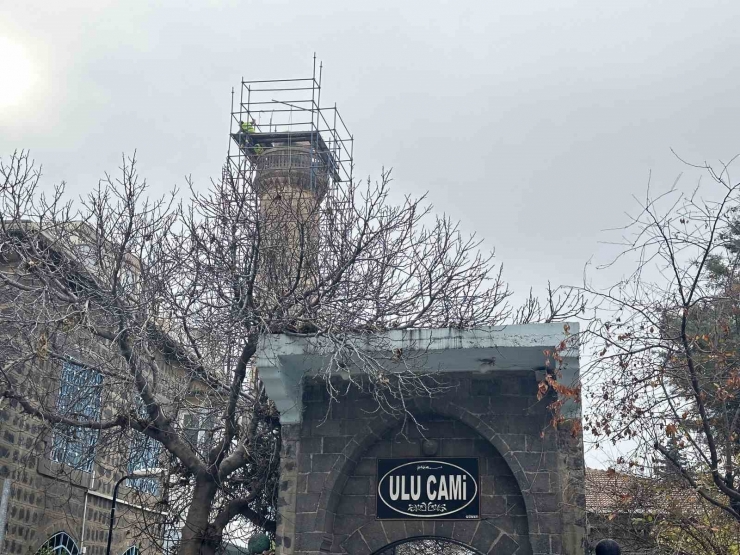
[400,475,410,501]
[450,475,463,500]
[390,476,400,501]
[427,476,437,500]
[438,475,448,500]
[410,476,421,501]
[463,475,467,500]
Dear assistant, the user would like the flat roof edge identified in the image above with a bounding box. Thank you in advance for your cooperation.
[257,323,578,359]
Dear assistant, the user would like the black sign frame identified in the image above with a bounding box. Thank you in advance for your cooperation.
[376,457,480,520]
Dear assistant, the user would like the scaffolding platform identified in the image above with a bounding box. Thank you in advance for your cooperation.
[226,57,353,199]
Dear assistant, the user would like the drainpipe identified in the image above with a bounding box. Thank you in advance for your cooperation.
[0,478,11,551]
[80,468,96,554]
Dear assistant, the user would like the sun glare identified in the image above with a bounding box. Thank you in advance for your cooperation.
[0,36,34,111]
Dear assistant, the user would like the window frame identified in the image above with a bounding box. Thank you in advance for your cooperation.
[50,361,103,472]
[127,396,162,495]
[181,406,219,457]
[35,531,80,555]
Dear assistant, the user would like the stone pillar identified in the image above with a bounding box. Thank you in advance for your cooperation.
[558,421,587,555]
[276,424,301,555]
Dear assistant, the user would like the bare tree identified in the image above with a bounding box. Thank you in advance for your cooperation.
[575,156,740,529]
[513,282,585,325]
[587,468,740,555]
[0,150,512,555]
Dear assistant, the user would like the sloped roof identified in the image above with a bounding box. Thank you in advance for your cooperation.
[585,468,701,515]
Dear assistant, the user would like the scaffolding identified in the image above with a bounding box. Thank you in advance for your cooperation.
[226,57,354,200]
[224,58,355,292]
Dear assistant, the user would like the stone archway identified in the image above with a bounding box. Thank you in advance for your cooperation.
[276,368,585,555]
[314,398,541,540]
[332,412,532,555]
[372,536,483,555]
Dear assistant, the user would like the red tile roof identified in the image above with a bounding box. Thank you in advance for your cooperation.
[585,468,700,514]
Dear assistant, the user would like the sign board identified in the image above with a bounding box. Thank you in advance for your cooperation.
[376,458,480,520]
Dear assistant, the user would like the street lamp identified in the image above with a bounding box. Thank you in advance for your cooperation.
[105,467,165,555]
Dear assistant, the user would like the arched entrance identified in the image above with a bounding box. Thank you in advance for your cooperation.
[332,412,531,555]
[35,531,80,555]
[373,537,482,555]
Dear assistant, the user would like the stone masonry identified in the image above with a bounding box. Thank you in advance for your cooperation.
[0,397,150,555]
[277,374,585,555]
[258,325,586,555]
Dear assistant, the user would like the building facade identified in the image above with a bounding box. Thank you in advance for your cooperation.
[257,325,586,555]
[0,367,163,555]
[0,231,181,555]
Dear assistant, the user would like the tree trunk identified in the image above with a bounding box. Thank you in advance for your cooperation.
[178,477,219,555]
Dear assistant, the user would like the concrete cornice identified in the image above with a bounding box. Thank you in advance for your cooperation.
[256,323,579,424]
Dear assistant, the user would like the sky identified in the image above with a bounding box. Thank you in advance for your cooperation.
[2,0,740,467]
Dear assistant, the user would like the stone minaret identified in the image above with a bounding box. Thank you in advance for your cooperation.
[244,132,334,301]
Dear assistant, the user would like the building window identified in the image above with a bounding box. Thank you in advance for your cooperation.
[121,547,140,555]
[51,362,103,472]
[127,400,161,495]
[182,411,201,449]
[163,521,181,555]
[127,430,161,495]
[182,408,217,457]
[35,531,80,555]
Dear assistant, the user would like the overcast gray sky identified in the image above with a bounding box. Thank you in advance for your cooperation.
[3,0,740,465]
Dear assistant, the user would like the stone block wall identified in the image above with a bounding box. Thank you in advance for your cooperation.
[0,400,150,555]
[334,415,530,554]
[275,371,586,555]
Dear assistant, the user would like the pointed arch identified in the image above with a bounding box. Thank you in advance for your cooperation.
[339,448,526,555]
[35,531,80,555]
[372,536,483,555]
[314,398,537,536]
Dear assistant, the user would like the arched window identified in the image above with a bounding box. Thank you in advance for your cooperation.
[374,537,480,555]
[51,362,103,472]
[35,532,80,555]
[121,547,140,555]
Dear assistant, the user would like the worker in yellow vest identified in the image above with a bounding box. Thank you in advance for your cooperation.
[240,119,255,133]
[236,119,256,148]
